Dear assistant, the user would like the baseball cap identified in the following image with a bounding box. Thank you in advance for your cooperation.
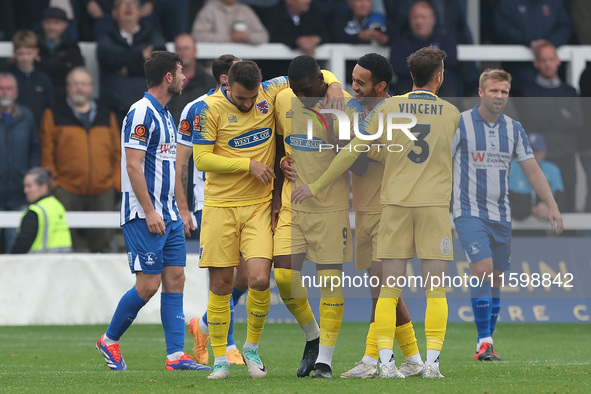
[528,132,546,151]
[42,7,68,22]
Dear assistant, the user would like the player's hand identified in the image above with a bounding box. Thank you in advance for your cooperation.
[145,210,166,236]
[281,157,296,181]
[179,208,194,237]
[271,195,281,232]
[323,84,345,112]
[291,184,313,204]
[249,160,276,185]
[547,204,564,235]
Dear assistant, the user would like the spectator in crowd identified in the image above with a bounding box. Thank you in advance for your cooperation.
[11,167,72,254]
[570,0,591,45]
[389,1,458,96]
[517,40,582,212]
[0,1,16,41]
[168,34,216,125]
[577,63,591,213]
[509,133,564,221]
[81,0,156,40]
[40,67,121,253]
[331,0,389,45]
[96,0,166,126]
[142,0,189,41]
[493,0,571,93]
[8,30,54,126]
[192,0,269,44]
[260,0,330,79]
[239,0,281,22]
[0,73,40,254]
[35,6,84,102]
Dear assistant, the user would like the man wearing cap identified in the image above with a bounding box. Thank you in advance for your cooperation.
[509,132,565,221]
[35,6,84,101]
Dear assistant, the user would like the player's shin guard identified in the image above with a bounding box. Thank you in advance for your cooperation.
[425,287,448,352]
[246,287,270,345]
[470,281,492,340]
[490,287,501,336]
[375,287,402,352]
[106,286,147,341]
[395,321,420,359]
[318,269,344,348]
[208,292,231,357]
[161,292,185,355]
[364,322,379,359]
[275,268,316,327]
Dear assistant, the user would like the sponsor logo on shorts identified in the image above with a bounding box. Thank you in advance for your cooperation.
[468,242,480,256]
[440,237,452,255]
[199,245,204,260]
[127,252,133,269]
[131,124,147,142]
[145,252,156,265]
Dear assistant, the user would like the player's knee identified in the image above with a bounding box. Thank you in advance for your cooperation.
[248,272,270,291]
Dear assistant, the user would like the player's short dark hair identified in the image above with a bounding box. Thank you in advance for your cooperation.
[144,51,182,89]
[407,45,447,88]
[357,53,394,86]
[212,54,240,85]
[288,55,320,81]
[228,60,262,90]
[27,167,52,188]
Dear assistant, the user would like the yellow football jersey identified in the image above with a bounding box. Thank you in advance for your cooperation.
[193,77,288,206]
[363,90,460,207]
[275,90,360,212]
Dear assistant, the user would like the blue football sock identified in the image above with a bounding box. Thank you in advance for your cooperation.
[471,281,492,340]
[232,287,246,306]
[161,292,185,355]
[490,287,501,336]
[106,287,146,341]
[227,295,235,347]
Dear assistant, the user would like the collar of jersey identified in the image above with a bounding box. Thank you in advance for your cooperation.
[220,83,237,106]
[410,88,436,95]
[144,92,167,113]
[473,105,506,127]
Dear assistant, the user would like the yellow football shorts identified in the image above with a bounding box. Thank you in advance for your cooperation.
[354,212,381,270]
[199,201,273,268]
[377,205,453,261]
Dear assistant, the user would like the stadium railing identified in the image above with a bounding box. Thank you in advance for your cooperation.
[1,42,591,93]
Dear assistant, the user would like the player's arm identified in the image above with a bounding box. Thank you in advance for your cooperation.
[272,135,286,231]
[519,158,564,234]
[291,136,363,203]
[193,144,275,185]
[321,70,344,111]
[175,143,194,236]
[126,147,165,235]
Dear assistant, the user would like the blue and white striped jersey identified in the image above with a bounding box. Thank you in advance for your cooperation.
[176,90,212,212]
[120,93,179,226]
[451,106,534,222]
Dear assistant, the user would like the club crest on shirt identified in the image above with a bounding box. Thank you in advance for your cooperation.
[179,120,191,136]
[131,124,147,142]
[257,100,269,114]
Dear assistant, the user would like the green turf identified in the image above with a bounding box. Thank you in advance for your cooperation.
[0,322,589,393]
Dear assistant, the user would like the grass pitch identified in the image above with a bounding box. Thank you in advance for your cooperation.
[1,322,589,393]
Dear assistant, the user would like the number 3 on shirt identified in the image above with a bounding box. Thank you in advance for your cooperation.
[406,124,431,164]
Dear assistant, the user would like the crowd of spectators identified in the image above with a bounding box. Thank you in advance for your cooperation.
[1,0,591,253]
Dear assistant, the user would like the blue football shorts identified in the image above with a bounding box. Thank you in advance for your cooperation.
[454,216,511,271]
[122,218,186,274]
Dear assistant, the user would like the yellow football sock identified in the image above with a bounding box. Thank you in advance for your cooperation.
[207,291,231,357]
[274,268,315,326]
[318,269,344,347]
[364,322,379,359]
[395,321,420,359]
[375,287,402,351]
[246,287,270,345]
[425,287,448,351]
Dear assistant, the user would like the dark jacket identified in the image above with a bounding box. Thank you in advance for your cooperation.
[167,65,216,125]
[263,2,330,48]
[96,23,166,122]
[34,31,85,101]
[8,65,54,126]
[0,105,40,210]
[40,98,121,196]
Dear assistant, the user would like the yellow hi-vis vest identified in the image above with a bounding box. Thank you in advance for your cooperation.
[23,196,72,253]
